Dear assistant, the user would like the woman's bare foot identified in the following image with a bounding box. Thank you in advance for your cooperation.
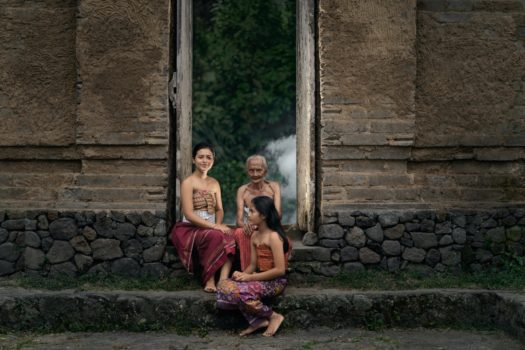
[204,277,216,293]
[239,320,269,336]
[262,312,284,337]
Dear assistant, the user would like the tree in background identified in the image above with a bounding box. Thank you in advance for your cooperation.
[193,0,296,223]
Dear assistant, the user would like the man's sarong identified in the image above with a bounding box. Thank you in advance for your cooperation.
[216,277,287,327]
[233,227,252,271]
[171,221,236,285]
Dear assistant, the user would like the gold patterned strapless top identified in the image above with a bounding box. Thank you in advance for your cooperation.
[182,190,216,224]
[192,189,216,213]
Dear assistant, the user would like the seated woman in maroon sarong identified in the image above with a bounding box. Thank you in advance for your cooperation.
[234,155,281,271]
[217,195,291,337]
[171,142,235,293]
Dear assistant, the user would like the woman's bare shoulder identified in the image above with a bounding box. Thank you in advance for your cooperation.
[181,176,195,187]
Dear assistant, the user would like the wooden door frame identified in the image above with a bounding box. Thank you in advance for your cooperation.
[172,0,317,232]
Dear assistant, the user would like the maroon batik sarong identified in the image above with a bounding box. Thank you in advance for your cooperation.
[171,221,236,285]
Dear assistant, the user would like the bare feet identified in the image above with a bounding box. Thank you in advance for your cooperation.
[204,278,216,293]
[263,312,284,337]
[239,320,269,336]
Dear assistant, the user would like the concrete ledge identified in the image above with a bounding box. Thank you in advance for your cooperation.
[0,287,524,344]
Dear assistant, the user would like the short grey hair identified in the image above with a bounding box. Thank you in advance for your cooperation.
[245,154,268,170]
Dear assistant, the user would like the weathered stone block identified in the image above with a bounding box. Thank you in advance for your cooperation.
[126,213,142,226]
[318,224,344,240]
[302,232,318,246]
[345,227,366,248]
[0,260,15,276]
[1,220,26,230]
[141,263,169,278]
[82,226,97,241]
[70,236,92,255]
[506,226,522,242]
[485,227,506,243]
[153,220,167,236]
[331,250,340,262]
[49,262,77,278]
[0,243,20,262]
[37,215,49,230]
[355,216,376,228]
[405,223,420,232]
[143,240,166,262]
[452,228,467,244]
[110,211,126,223]
[384,224,405,240]
[425,248,441,267]
[365,224,384,242]
[313,263,340,277]
[420,219,435,233]
[342,261,365,273]
[402,247,426,263]
[435,222,452,234]
[49,218,77,240]
[378,213,399,228]
[123,239,143,259]
[114,223,136,241]
[439,235,453,246]
[111,257,141,277]
[340,246,359,262]
[411,232,438,249]
[93,217,115,238]
[382,240,401,256]
[319,239,345,248]
[137,225,154,237]
[312,248,332,262]
[74,254,94,272]
[41,237,53,253]
[359,247,381,264]
[440,247,461,266]
[338,211,355,227]
[141,212,160,227]
[23,247,45,270]
[47,241,74,264]
[91,239,123,260]
[0,229,8,244]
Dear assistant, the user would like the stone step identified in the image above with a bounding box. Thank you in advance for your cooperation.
[0,287,524,345]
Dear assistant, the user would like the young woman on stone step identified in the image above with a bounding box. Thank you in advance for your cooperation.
[171,142,235,293]
[217,195,291,337]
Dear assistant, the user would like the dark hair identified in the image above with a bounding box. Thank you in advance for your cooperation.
[252,196,289,253]
[192,142,215,159]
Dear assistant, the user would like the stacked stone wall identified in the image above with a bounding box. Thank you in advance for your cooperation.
[291,208,525,279]
[0,210,183,278]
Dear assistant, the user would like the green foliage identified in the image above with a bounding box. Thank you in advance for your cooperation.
[193,0,296,222]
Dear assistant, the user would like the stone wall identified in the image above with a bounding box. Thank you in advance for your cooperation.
[0,0,171,212]
[318,0,525,212]
[292,208,525,279]
[0,210,183,278]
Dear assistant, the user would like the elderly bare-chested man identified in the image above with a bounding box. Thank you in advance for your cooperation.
[233,155,281,270]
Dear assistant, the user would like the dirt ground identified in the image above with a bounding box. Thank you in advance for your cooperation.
[1,326,523,350]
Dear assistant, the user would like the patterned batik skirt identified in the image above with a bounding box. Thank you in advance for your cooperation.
[171,221,236,285]
[216,277,287,327]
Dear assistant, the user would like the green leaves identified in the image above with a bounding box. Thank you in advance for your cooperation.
[193,0,296,221]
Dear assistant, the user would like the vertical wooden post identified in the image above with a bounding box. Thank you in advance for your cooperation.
[175,0,192,220]
[297,0,316,232]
